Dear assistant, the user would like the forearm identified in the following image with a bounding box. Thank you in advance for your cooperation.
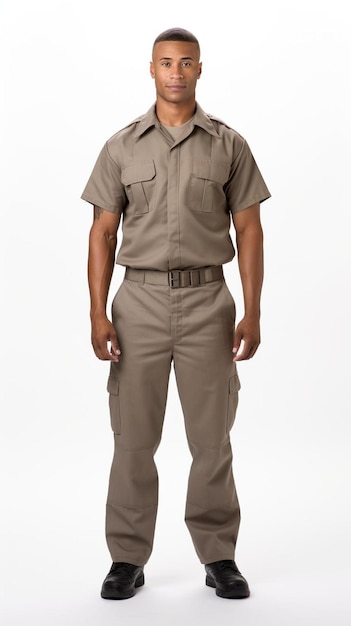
[236,224,264,319]
[88,227,117,320]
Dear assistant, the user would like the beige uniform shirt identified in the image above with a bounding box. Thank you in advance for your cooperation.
[81,103,271,271]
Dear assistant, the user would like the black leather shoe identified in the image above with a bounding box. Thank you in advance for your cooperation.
[101,562,145,600]
[205,560,250,599]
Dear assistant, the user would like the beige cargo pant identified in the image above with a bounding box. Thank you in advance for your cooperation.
[106,268,241,566]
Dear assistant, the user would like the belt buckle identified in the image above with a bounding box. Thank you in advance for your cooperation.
[169,270,181,288]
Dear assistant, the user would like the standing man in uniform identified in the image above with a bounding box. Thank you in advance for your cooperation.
[81,27,270,600]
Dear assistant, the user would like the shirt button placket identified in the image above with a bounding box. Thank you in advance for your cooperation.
[167,145,182,270]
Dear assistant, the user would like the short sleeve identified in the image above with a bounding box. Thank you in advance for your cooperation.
[226,140,271,214]
[81,142,126,214]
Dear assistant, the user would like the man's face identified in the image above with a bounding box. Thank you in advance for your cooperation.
[150,40,202,105]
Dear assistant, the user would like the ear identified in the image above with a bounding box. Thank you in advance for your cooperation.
[197,62,202,79]
[150,61,155,79]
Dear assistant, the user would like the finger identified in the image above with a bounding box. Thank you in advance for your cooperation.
[98,347,118,361]
[109,342,121,361]
[93,339,119,362]
[232,330,243,355]
[110,336,121,357]
[234,342,258,361]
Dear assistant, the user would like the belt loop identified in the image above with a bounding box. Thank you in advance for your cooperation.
[189,270,200,287]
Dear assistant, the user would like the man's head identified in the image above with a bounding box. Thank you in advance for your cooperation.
[152,27,200,54]
[150,27,202,106]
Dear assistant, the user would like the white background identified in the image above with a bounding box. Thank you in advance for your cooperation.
[1,0,350,624]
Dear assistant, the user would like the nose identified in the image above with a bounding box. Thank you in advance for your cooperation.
[170,65,184,79]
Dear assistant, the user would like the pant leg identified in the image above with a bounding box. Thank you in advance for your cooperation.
[106,279,172,565]
[173,280,241,564]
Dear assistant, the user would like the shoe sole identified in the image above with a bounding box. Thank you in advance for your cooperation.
[101,573,145,600]
[206,575,250,599]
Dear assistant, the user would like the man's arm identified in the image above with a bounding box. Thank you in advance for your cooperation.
[88,206,121,361]
[232,202,264,361]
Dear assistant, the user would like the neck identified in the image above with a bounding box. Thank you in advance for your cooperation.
[155,98,196,127]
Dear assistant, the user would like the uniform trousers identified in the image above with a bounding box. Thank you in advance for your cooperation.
[106,268,242,566]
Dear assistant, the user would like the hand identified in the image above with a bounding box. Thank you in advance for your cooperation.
[232,317,261,362]
[91,316,121,362]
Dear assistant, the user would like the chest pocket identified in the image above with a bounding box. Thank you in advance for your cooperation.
[189,160,230,213]
[121,161,156,215]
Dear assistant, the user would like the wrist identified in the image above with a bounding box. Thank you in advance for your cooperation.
[90,309,108,323]
[243,310,261,321]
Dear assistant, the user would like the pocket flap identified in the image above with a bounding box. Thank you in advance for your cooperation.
[121,161,156,185]
[107,375,119,395]
[229,374,241,394]
[192,160,230,184]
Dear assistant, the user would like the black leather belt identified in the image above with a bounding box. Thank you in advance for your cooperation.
[125,266,224,288]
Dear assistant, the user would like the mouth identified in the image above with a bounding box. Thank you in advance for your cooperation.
[167,84,186,91]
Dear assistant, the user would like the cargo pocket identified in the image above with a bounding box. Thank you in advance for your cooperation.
[227,373,241,433]
[121,161,156,215]
[107,373,121,434]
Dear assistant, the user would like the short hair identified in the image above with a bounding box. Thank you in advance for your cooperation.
[153,27,200,50]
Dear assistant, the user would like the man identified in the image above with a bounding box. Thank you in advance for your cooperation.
[81,27,271,600]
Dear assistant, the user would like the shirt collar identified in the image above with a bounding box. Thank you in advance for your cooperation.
[133,102,220,139]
